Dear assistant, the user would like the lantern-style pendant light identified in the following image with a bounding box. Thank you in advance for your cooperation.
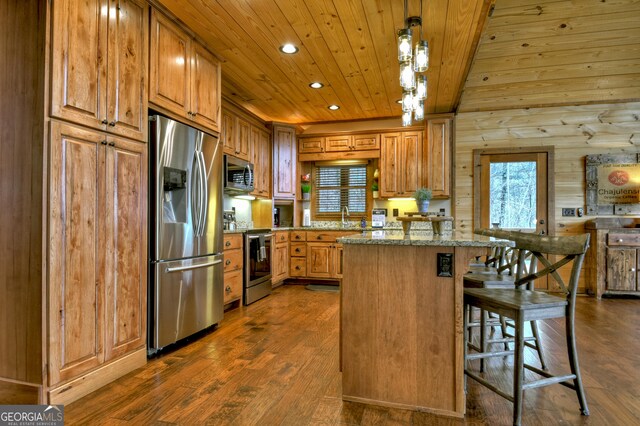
[416,75,427,100]
[414,40,429,72]
[399,61,415,90]
[402,90,413,112]
[397,28,412,62]
[413,98,425,122]
[402,111,412,127]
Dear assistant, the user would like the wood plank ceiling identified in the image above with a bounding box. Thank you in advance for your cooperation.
[459,0,640,112]
[155,0,493,123]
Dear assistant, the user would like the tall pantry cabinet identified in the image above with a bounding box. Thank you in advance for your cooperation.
[0,0,148,405]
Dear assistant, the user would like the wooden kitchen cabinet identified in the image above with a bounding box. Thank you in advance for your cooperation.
[380,131,422,198]
[250,125,272,198]
[424,116,452,198]
[298,133,380,156]
[585,218,640,298]
[149,8,220,134]
[222,110,250,160]
[50,0,148,142]
[272,231,289,285]
[48,121,147,392]
[223,234,243,305]
[272,125,297,199]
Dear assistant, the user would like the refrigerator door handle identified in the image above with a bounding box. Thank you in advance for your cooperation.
[190,152,200,235]
[165,259,222,273]
[198,151,207,237]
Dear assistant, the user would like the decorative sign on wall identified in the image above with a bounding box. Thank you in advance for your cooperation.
[586,154,640,215]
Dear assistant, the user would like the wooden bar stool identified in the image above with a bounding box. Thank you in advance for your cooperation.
[463,232,590,426]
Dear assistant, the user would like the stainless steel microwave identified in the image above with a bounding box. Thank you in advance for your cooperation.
[224,155,254,194]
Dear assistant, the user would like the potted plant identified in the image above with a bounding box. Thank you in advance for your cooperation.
[413,187,432,213]
[301,183,311,200]
[371,182,379,199]
[301,173,311,200]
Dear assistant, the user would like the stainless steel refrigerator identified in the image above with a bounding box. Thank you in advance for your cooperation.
[148,115,224,353]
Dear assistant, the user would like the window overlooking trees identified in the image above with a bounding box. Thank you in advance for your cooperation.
[314,165,367,217]
[490,161,537,229]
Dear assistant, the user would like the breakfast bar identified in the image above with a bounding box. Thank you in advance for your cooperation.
[339,231,514,418]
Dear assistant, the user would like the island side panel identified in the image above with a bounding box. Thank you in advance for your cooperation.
[341,244,380,400]
[342,243,466,416]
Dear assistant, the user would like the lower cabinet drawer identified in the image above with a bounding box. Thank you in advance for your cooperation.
[290,257,307,277]
[290,242,306,257]
[224,269,243,304]
[224,248,243,272]
[608,233,640,247]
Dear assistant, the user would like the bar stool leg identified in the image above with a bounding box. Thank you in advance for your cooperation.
[480,309,487,372]
[566,305,589,416]
[500,315,510,351]
[530,319,547,370]
[513,314,525,426]
[464,302,469,393]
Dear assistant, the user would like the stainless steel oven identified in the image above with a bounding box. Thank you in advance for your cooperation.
[244,229,272,305]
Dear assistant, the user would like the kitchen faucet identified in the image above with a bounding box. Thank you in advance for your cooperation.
[341,206,350,227]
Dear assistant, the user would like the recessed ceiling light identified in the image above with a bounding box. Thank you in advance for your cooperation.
[279,43,299,54]
[328,104,340,110]
[309,82,324,89]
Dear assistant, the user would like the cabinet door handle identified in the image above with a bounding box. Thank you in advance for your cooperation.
[631,268,636,272]
[225,241,231,247]
[108,141,115,147]
[225,259,231,266]
[296,266,300,270]
[617,239,624,243]
[101,140,108,145]
[101,119,108,125]
[108,121,116,127]
[295,248,300,253]
[225,286,231,293]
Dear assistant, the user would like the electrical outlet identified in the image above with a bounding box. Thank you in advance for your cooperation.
[393,208,399,217]
[562,208,576,217]
[577,207,584,217]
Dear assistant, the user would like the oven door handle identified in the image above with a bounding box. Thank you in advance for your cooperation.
[247,234,273,240]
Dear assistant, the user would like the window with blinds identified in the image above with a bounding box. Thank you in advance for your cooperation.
[315,165,367,216]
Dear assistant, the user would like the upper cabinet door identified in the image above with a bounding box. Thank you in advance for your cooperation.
[149,9,191,115]
[402,131,422,196]
[50,0,108,130]
[273,125,297,199]
[425,118,452,198]
[235,117,250,160]
[106,0,148,141]
[380,133,400,198]
[190,43,221,133]
[325,135,352,152]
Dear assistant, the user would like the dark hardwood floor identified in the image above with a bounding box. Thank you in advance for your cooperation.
[65,285,640,425]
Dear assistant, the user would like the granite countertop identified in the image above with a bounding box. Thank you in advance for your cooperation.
[338,230,515,247]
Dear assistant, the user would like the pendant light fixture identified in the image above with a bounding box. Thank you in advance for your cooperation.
[397,0,429,126]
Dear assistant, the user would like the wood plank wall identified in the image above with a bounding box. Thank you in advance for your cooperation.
[455,102,640,291]
[458,0,640,112]
[0,0,47,400]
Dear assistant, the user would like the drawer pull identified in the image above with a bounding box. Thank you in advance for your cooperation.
[296,235,301,240]
[225,259,231,266]
[631,268,636,272]
[617,239,624,243]
[317,236,322,240]
[225,241,231,247]
[296,266,300,270]
[225,286,231,293]
[295,248,300,253]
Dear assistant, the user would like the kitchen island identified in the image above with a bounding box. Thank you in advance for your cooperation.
[339,231,513,418]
